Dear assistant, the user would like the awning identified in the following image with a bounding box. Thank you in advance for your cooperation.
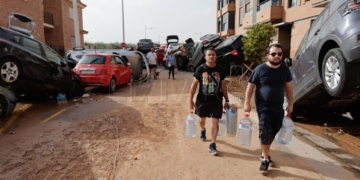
[273,22,293,27]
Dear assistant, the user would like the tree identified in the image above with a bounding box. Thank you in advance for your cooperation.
[242,22,277,64]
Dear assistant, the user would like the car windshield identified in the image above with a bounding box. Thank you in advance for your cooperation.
[79,55,106,64]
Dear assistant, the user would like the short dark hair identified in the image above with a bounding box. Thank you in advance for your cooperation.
[205,47,216,55]
[267,43,283,54]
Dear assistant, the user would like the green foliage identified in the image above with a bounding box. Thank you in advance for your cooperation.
[242,22,277,63]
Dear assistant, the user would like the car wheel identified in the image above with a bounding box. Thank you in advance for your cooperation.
[322,48,358,97]
[67,81,82,99]
[109,78,116,93]
[189,65,195,72]
[0,59,21,84]
[129,74,134,84]
[0,95,9,117]
[177,56,184,69]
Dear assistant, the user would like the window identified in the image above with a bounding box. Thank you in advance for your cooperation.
[69,7,74,19]
[110,57,116,64]
[222,13,228,31]
[218,17,222,32]
[245,0,251,13]
[239,8,243,26]
[240,0,243,7]
[289,0,297,8]
[294,31,309,60]
[23,37,42,55]
[42,44,62,65]
[115,57,125,65]
[12,35,21,44]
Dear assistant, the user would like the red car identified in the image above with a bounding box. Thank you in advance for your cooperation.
[155,44,167,65]
[73,54,133,92]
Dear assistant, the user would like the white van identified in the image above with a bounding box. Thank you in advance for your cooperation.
[65,48,149,80]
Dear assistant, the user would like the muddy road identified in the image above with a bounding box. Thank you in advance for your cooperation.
[0,67,359,179]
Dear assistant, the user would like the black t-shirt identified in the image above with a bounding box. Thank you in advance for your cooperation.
[194,63,226,102]
[248,63,292,112]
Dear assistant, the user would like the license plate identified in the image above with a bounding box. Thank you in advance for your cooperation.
[81,70,95,74]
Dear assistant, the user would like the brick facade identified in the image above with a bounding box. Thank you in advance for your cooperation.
[217,0,327,58]
[0,0,87,56]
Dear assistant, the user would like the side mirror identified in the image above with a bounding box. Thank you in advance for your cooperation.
[127,62,131,66]
[284,58,292,67]
[61,60,67,67]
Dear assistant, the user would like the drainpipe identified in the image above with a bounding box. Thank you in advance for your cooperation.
[73,0,81,46]
[252,0,258,24]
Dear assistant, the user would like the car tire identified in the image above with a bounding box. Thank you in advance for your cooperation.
[189,65,195,72]
[67,81,82,99]
[177,56,185,69]
[0,95,9,117]
[129,74,134,84]
[109,78,116,93]
[0,58,21,84]
[321,48,358,97]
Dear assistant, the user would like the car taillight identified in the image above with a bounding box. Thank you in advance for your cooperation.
[100,69,107,75]
[0,38,2,42]
[230,49,238,56]
[137,42,140,45]
[348,0,360,10]
[201,40,209,44]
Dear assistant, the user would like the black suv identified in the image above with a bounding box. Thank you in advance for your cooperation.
[136,39,154,53]
[0,13,83,98]
[286,0,360,119]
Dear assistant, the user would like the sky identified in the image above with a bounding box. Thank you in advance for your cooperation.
[81,0,216,44]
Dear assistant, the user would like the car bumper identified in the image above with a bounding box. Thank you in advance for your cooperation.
[80,75,112,87]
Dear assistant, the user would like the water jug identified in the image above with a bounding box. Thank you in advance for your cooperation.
[226,108,237,137]
[57,93,63,105]
[185,110,197,137]
[217,111,226,136]
[61,94,68,104]
[278,114,294,145]
[238,112,252,146]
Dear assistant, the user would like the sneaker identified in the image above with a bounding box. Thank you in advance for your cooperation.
[259,154,275,167]
[209,143,218,156]
[259,160,270,175]
[200,129,206,141]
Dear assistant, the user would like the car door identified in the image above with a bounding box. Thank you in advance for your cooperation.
[42,44,71,90]
[22,37,49,81]
[108,56,121,85]
[115,56,129,84]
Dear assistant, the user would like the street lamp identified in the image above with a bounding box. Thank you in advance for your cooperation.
[121,0,125,43]
[145,25,153,39]
[195,31,202,39]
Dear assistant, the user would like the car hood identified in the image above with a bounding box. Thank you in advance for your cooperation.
[8,13,35,37]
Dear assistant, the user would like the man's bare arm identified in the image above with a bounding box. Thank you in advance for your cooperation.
[190,77,199,101]
[244,83,255,112]
[220,80,229,101]
[284,81,294,114]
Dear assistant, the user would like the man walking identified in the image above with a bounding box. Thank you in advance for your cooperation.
[190,47,230,156]
[244,43,293,175]
[147,48,157,79]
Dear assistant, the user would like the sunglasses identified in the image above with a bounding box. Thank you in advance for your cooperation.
[269,52,283,57]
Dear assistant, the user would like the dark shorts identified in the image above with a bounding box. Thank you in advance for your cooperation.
[195,100,223,119]
[149,64,157,69]
[258,110,284,145]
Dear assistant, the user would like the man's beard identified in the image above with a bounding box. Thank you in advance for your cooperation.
[268,59,281,66]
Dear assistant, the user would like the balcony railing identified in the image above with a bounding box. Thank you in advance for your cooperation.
[257,0,282,11]
[43,11,54,25]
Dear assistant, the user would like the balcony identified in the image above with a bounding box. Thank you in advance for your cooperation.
[221,2,235,15]
[256,0,283,23]
[219,29,235,38]
[43,11,54,28]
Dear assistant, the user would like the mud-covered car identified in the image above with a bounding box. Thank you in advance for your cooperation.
[285,0,360,119]
[174,38,194,70]
[0,13,84,99]
[215,34,245,74]
[187,34,222,72]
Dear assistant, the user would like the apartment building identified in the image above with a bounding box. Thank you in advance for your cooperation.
[0,0,87,56]
[216,0,330,58]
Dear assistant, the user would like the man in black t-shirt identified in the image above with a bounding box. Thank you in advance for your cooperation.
[190,47,230,156]
[244,43,293,175]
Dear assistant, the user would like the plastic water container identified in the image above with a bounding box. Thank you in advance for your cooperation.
[56,93,62,105]
[185,110,197,137]
[238,112,252,146]
[226,108,238,137]
[278,114,294,145]
[217,111,226,136]
[61,94,68,104]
